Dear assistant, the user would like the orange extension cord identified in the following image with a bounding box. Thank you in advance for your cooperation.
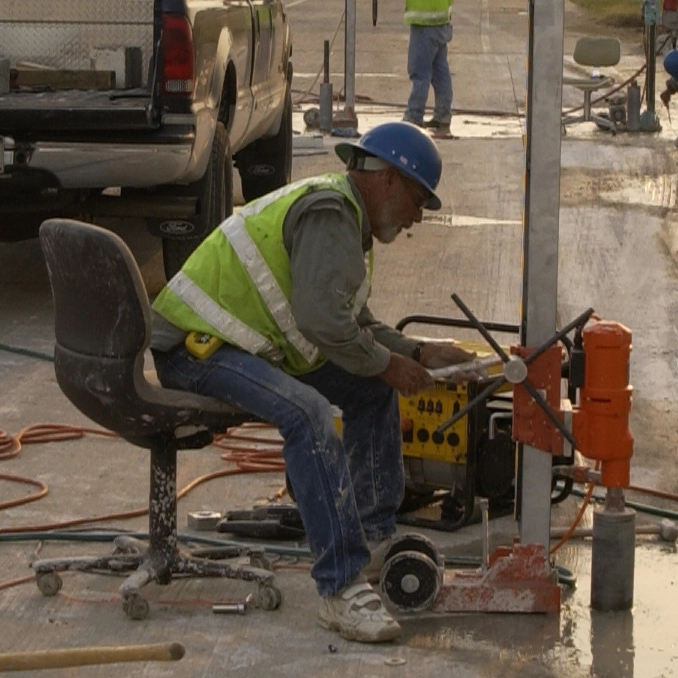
[2,423,677,568]
[0,422,291,592]
[0,423,286,534]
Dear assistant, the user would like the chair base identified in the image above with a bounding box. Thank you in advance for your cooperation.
[32,536,282,620]
[562,112,617,135]
[31,437,283,620]
[562,84,617,135]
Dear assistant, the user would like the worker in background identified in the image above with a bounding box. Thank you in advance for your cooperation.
[660,49,678,108]
[150,121,484,644]
[402,0,455,136]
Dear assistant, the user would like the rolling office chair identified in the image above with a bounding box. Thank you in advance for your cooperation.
[34,218,282,620]
[562,36,621,134]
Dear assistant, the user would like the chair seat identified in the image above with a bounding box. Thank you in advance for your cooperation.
[561,76,615,91]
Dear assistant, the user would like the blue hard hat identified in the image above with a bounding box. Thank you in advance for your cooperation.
[335,121,443,210]
[665,50,678,79]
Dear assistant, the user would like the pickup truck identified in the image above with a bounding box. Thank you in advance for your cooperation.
[0,0,293,278]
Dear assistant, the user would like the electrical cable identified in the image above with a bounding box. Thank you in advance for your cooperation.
[0,424,285,535]
[569,487,678,522]
[0,342,54,362]
[550,461,600,555]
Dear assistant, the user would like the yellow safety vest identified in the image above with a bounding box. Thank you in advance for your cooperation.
[152,174,372,375]
[405,0,453,26]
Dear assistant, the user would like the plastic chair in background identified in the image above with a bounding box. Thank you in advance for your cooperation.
[561,36,621,134]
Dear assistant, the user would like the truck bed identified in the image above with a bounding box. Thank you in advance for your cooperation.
[0,89,156,132]
[0,0,156,134]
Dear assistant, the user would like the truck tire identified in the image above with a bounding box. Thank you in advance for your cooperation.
[162,122,233,280]
[238,88,292,203]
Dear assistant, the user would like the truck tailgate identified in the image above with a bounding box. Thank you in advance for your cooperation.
[0,0,157,132]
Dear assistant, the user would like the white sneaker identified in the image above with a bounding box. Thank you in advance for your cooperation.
[362,538,392,584]
[317,579,401,643]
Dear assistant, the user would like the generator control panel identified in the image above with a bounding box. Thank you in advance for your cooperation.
[399,382,469,464]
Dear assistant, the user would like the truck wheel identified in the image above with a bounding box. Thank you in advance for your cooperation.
[162,122,233,279]
[238,88,292,203]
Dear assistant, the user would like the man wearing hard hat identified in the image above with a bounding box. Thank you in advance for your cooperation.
[150,121,482,643]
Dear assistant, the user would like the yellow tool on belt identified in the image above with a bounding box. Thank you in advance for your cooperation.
[185,331,223,359]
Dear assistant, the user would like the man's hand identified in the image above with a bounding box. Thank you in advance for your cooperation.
[380,352,434,396]
[417,342,476,369]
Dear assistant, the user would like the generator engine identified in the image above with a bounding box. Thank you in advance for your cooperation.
[393,312,575,531]
[398,377,516,529]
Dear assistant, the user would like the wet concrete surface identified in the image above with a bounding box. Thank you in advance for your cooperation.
[2,0,678,676]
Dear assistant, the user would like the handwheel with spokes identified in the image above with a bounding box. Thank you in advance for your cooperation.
[435,294,593,453]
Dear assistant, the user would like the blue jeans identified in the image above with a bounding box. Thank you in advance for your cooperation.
[404,23,453,125]
[153,345,404,597]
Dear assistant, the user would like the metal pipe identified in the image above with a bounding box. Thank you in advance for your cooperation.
[519,0,564,549]
[319,40,333,132]
[212,592,253,615]
[344,0,356,112]
[480,498,489,573]
[591,490,635,611]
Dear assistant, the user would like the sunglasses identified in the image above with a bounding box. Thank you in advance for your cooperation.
[398,172,429,210]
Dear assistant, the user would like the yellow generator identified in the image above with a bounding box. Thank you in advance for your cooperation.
[395,316,519,531]
[394,313,575,531]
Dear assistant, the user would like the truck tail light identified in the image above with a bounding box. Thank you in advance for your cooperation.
[160,14,194,97]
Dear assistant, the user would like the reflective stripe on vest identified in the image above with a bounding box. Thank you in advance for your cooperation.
[155,173,364,374]
[222,212,319,364]
[167,271,284,363]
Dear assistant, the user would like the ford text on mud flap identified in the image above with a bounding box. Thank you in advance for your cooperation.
[0,0,293,279]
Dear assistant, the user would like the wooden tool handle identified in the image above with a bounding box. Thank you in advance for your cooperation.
[0,642,185,671]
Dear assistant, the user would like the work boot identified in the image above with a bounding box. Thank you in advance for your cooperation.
[423,118,455,138]
[361,538,392,584]
[317,577,401,643]
[402,114,423,127]
[422,118,449,129]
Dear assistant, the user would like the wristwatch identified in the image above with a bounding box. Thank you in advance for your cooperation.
[411,341,426,363]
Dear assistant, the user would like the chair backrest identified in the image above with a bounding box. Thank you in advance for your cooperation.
[573,37,621,68]
[39,219,150,360]
[39,217,252,444]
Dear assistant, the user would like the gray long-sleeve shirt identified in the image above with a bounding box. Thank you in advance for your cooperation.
[150,175,418,375]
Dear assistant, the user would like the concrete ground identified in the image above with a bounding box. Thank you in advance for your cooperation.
[1,0,678,676]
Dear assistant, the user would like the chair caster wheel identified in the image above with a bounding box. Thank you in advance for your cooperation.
[249,550,272,571]
[36,572,63,596]
[123,593,150,620]
[256,584,283,610]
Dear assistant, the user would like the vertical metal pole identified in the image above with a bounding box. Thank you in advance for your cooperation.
[641,0,661,131]
[319,41,333,132]
[519,0,564,548]
[335,0,359,128]
[344,0,356,111]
